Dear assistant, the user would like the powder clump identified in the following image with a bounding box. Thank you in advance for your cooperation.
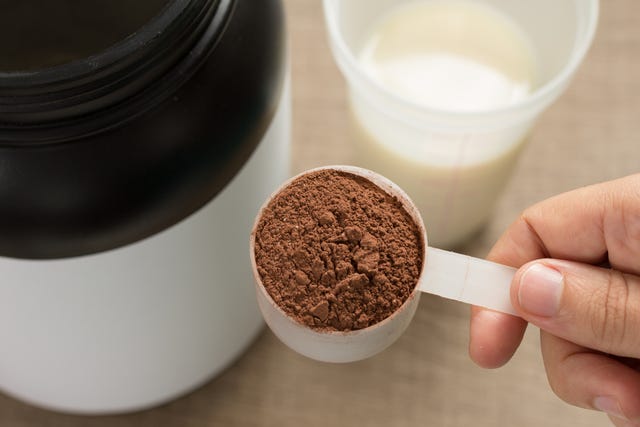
[254,170,423,332]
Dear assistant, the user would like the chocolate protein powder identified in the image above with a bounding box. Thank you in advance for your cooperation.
[253,169,424,332]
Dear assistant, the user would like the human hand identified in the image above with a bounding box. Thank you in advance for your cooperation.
[469,174,640,426]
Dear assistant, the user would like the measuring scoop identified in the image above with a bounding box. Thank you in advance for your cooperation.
[250,165,517,363]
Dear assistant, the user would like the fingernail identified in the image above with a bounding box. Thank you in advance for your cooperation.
[517,263,563,317]
[594,396,628,421]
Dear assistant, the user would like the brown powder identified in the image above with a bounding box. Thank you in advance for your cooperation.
[253,169,424,332]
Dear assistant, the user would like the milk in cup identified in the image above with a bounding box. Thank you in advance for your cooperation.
[351,0,538,247]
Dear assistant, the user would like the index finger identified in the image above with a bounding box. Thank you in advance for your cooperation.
[470,173,640,368]
[493,173,640,273]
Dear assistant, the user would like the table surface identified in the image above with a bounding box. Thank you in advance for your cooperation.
[3,1,639,426]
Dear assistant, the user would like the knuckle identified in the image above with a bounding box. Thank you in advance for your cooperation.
[589,270,631,353]
[544,359,572,404]
[545,369,565,399]
[540,333,572,402]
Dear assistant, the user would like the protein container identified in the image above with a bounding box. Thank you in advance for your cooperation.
[0,0,289,413]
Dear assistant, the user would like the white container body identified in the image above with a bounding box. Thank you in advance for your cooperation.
[324,0,598,248]
[0,78,291,414]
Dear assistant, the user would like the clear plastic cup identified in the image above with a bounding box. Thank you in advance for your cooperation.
[323,0,599,248]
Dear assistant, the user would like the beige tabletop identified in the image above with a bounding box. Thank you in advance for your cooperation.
[3,1,639,426]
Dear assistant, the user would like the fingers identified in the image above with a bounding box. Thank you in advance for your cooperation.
[515,174,640,274]
[608,415,640,427]
[467,211,549,367]
[470,173,640,368]
[469,306,526,368]
[513,260,640,358]
[608,414,640,427]
[540,331,640,424]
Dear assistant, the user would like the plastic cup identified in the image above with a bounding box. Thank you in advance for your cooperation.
[322,0,599,248]
[250,165,517,363]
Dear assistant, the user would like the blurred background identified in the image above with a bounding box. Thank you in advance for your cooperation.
[2,0,638,425]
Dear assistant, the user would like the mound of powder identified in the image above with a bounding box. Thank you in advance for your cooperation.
[253,169,424,332]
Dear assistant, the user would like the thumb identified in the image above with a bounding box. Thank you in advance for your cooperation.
[511,259,640,358]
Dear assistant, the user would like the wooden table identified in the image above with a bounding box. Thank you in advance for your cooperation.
[3,1,638,425]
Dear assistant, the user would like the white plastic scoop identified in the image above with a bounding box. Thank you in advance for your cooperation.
[250,165,517,363]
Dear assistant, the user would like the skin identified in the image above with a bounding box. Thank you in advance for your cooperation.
[469,173,640,426]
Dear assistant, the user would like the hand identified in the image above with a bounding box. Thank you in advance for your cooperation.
[469,174,640,426]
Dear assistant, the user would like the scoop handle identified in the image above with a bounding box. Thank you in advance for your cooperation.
[419,247,518,316]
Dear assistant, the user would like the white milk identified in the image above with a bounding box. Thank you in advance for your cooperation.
[351,0,538,248]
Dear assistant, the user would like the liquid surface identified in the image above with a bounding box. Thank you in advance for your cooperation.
[351,0,538,247]
[0,0,169,72]
[359,0,537,112]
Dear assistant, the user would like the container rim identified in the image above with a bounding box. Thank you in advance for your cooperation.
[0,0,226,132]
[0,1,196,86]
[322,0,599,126]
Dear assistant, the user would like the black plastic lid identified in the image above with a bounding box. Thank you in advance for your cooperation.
[0,0,219,135]
[0,0,285,259]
